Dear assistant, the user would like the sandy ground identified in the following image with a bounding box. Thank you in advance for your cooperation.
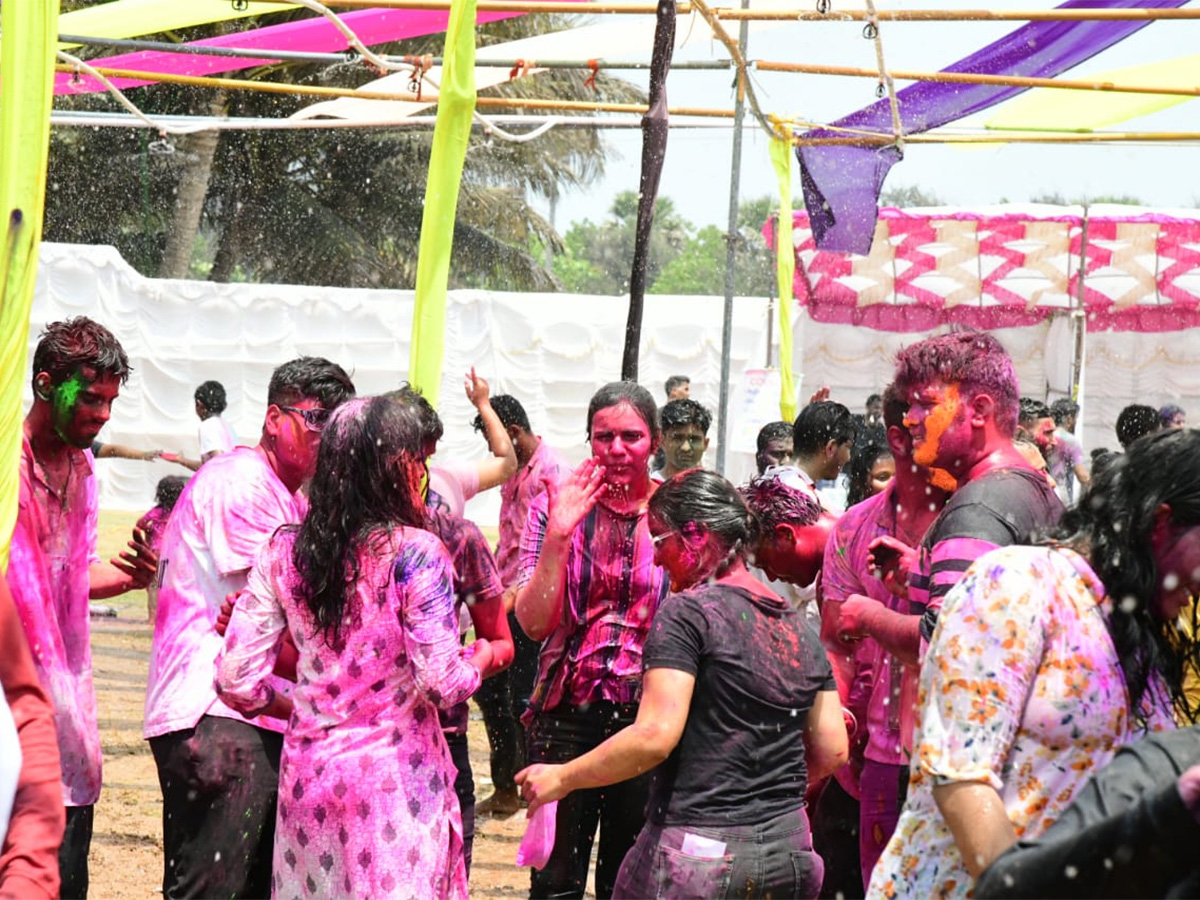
[91,511,536,899]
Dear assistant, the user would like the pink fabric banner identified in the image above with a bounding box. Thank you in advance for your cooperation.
[768,207,1200,334]
[54,8,531,95]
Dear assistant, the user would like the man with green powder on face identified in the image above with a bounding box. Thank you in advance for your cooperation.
[7,317,157,899]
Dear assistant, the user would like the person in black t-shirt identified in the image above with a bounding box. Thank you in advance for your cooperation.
[516,469,847,899]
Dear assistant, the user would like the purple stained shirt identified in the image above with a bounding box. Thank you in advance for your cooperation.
[517,490,668,719]
[821,485,918,767]
[7,437,103,807]
[427,509,504,735]
[496,438,569,589]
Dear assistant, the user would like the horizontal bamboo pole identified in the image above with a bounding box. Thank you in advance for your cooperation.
[255,0,1200,21]
[756,60,1200,98]
[54,63,737,116]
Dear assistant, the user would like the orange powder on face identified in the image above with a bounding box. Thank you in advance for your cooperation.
[910,383,961,468]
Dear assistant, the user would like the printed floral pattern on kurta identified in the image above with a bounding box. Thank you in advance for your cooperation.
[867,545,1174,900]
[216,527,481,900]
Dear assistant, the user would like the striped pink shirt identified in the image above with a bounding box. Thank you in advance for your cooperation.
[518,490,668,718]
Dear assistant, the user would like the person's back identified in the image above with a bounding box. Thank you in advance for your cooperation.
[645,581,832,826]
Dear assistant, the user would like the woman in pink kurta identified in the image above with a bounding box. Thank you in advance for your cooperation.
[217,396,491,899]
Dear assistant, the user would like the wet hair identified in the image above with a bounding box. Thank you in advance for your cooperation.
[844,428,892,508]
[267,357,355,411]
[866,393,883,407]
[881,383,908,430]
[660,398,712,435]
[650,469,759,576]
[1018,397,1052,426]
[741,474,823,533]
[664,375,690,397]
[1046,428,1200,725]
[193,380,227,415]
[386,383,443,451]
[1090,446,1117,480]
[586,381,659,442]
[153,475,188,512]
[1051,398,1079,426]
[756,421,793,454]
[792,401,855,457]
[1116,404,1161,450]
[31,317,130,388]
[893,332,1019,436]
[1161,404,1186,427]
[476,394,530,434]
[290,396,429,643]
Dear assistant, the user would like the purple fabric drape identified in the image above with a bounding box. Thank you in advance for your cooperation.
[621,0,676,381]
[797,0,1189,254]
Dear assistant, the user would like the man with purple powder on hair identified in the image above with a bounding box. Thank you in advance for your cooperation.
[839,333,1064,726]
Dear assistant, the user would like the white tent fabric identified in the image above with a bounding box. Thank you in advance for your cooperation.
[30,244,1189,522]
[30,244,779,521]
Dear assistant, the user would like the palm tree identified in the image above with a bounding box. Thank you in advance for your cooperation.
[46,11,645,290]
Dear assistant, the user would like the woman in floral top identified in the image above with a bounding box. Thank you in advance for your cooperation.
[868,427,1200,899]
[216,396,491,899]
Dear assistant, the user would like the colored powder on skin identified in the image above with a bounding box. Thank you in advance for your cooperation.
[910,384,960,469]
[51,372,88,441]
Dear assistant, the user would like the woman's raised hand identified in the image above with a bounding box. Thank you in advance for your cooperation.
[545,458,608,539]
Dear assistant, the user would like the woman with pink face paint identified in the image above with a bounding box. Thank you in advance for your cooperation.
[514,381,670,900]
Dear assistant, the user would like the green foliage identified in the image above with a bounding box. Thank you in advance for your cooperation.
[45,12,644,290]
[880,184,943,208]
[551,192,778,297]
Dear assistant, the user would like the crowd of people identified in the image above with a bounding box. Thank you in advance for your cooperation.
[3,316,1200,900]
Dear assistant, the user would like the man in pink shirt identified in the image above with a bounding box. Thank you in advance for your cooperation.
[473,394,568,817]
[820,385,948,887]
[7,318,158,899]
[144,357,354,900]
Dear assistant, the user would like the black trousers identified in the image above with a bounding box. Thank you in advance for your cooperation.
[445,729,476,875]
[149,715,283,899]
[812,776,864,900]
[59,804,94,900]
[474,612,541,791]
[527,703,651,900]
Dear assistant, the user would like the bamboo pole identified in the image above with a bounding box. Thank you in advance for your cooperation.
[54,63,738,116]
[252,0,1200,21]
[756,60,1200,99]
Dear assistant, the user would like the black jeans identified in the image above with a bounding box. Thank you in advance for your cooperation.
[149,715,283,899]
[59,804,94,900]
[527,703,651,899]
[812,777,863,900]
[445,729,476,875]
[475,612,541,791]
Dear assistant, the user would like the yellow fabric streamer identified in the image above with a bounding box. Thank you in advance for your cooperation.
[407,0,477,407]
[1,0,59,569]
[986,54,1199,133]
[770,136,797,423]
[58,0,299,49]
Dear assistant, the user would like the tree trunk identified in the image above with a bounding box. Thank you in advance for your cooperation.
[158,95,225,280]
[208,193,243,283]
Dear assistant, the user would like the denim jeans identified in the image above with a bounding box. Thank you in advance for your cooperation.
[527,702,650,899]
[613,806,824,899]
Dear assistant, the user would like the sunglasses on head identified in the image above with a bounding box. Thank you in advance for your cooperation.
[279,405,331,432]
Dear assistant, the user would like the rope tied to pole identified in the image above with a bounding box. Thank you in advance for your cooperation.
[583,58,600,89]
[863,0,903,156]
